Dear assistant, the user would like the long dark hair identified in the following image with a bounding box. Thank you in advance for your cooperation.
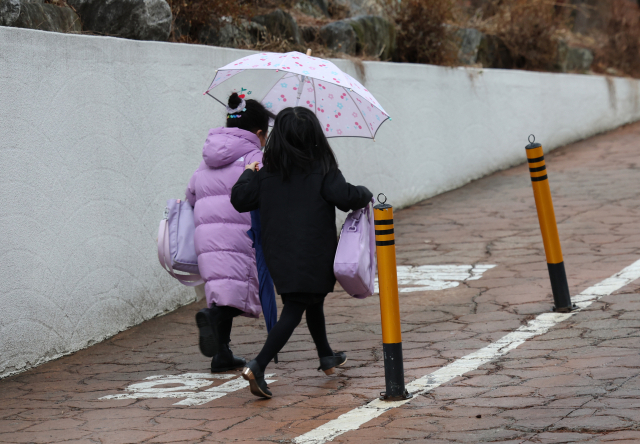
[263,107,338,180]
[225,92,274,134]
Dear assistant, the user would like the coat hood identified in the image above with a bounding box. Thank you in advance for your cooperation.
[202,127,262,168]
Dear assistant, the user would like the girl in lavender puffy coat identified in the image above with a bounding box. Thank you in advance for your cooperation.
[186,93,273,372]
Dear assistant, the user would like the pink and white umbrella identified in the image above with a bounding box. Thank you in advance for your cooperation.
[204,51,390,139]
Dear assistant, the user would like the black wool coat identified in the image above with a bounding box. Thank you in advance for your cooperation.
[231,165,373,295]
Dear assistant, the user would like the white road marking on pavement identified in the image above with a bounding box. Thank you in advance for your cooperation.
[294,259,640,444]
[100,372,276,406]
[374,264,496,293]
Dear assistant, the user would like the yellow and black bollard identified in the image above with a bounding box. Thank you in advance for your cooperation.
[526,135,574,312]
[374,194,411,400]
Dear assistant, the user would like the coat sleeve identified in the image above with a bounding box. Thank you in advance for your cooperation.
[244,150,264,170]
[321,168,373,212]
[231,169,261,213]
[185,168,198,208]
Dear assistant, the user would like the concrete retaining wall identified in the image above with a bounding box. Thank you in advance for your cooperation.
[1,26,639,378]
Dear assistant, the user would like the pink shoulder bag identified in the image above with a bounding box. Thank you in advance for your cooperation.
[157,199,204,286]
[333,200,376,299]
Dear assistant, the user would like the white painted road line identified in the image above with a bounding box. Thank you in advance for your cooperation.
[100,372,276,406]
[374,264,496,293]
[293,259,640,444]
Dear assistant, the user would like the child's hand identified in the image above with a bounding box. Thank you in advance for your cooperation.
[246,162,259,171]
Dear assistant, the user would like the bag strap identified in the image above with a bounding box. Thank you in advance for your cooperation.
[157,218,204,287]
[367,200,376,289]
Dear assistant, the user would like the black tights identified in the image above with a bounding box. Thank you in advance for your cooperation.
[212,305,242,345]
[255,298,333,372]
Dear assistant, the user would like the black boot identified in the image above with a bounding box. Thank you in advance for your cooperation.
[211,343,246,372]
[318,352,347,375]
[242,359,272,398]
[195,307,220,358]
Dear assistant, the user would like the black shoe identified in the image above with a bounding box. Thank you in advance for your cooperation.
[241,360,272,399]
[211,343,246,372]
[195,308,219,358]
[318,352,347,375]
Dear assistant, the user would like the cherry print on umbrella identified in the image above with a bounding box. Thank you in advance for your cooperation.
[317,105,325,113]
[325,123,332,132]
[317,83,326,90]
[334,111,342,118]
[234,87,249,99]
[306,100,314,109]
[355,121,362,129]
[278,94,288,102]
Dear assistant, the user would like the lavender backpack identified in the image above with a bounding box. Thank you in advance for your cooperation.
[157,199,204,286]
[333,201,376,298]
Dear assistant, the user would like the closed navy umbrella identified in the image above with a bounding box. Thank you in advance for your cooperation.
[247,209,278,362]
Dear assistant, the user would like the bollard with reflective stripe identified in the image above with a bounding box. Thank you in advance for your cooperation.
[526,135,573,312]
[374,194,411,400]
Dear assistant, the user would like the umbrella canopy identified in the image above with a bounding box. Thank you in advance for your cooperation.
[205,51,390,139]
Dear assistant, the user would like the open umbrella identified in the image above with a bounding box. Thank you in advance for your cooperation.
[204,50,390,140]
[211,51,390,361]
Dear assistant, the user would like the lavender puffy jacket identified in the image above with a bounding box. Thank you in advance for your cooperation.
[186,127,263,318]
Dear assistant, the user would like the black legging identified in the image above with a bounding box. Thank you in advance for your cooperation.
[255,297,333,371]
[214,305,242,345]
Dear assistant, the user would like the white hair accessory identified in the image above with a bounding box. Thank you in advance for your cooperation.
[226,98,247,115]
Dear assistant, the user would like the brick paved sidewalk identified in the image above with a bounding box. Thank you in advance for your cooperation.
[1,123,639,444]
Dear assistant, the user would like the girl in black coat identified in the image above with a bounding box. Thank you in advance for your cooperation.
[231,107,372,398]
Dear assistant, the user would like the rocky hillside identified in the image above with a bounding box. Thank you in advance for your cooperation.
[1,0,640,78]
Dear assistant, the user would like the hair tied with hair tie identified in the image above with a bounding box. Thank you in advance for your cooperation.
[226,98,247,115]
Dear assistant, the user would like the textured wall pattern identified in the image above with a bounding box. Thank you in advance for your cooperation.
[1,27,640,378]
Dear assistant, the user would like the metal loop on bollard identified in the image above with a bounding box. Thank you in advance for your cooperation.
[377,193,387,205]
[529,134,536,144]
